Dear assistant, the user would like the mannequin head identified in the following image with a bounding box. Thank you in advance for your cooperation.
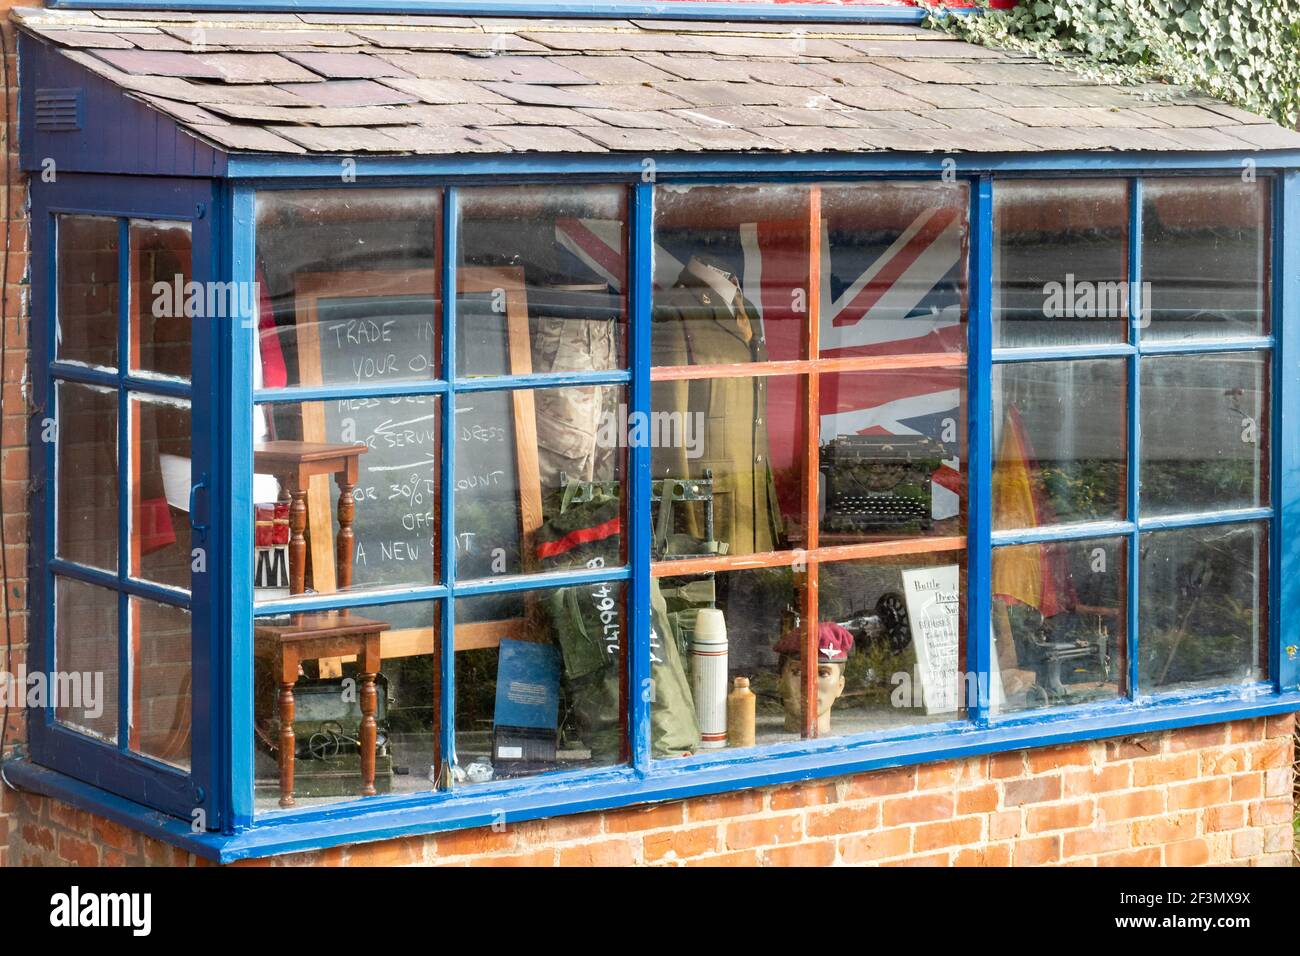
[772,622,854,734]
[777,655,846,734]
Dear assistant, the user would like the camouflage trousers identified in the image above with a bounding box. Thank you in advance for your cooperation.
[530,314,620,493]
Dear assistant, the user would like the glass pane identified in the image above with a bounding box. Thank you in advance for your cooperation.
[131,219,192,381]
[653,184,811,365]
[456,584,624,784]
[57,382,118,572]
[1138,523,1266,692]
[820,551,965,729]
[650,374,804,557]
[254,600,438,811]
[992,360,1127,530]
[820,181,968,358]
[1142,178,1268,341]
[57,215,119,370]
[459,385,626,582]
[992,536,1126,713]
[819,367,966,543]
[131,598,191,770]
[994,179,1130,348]
[458,185,627,377]
[254,189,441,389]
[252,397,440,602]
[130,395,191,591]
[54,576,118,742]
[1140,352,1268,517]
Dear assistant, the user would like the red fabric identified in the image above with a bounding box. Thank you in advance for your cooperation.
[137,497,177,554]
[257,266,287,389]
[536,517,622,560]
[773,621,855,662]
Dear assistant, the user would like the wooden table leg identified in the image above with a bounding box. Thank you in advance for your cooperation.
[358,669,377,797]
[277,677,297,808]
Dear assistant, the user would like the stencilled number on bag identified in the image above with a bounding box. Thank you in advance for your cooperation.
[590,582,620,654]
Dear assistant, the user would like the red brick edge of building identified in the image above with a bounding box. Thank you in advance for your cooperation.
[2,716,1293,867]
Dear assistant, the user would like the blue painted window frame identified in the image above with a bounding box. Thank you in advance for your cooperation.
[16,153,1300,863]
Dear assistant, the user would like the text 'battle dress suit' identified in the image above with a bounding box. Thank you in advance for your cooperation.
[651,263,784,556]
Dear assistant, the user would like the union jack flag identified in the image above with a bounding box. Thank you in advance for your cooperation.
[556,199,966,520]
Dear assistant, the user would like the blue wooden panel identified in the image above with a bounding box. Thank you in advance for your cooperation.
[967,176,992,723]
[44,0,935,24]
[1274,171,1300,694]
[19,35,226,179]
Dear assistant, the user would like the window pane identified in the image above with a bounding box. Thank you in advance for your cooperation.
[131,395,191,591]
[456,584,624,783]
[821,181,968,358]
[994,179,1130,348]
[254,601,438,811]
[820,367,965,543]
[254,189,441,389]
[992,536,1126,713]
[1142,178,1268,342]
[992,360,1127,530]
[459,385,626,582]
[653,184,811,365]
[458,185,627,377]
[54,576,118,743]
[820,552,965,729]
[57,382,118,572]
[57,215,119,370]
[1140,352,1268,517]
[131,220,192,382]
[131,598,191,770]
[252,397,440,602]
[650,374,804,557]
[1138,523,1266,692]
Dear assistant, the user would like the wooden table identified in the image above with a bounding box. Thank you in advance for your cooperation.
[252,440,368,596]
[254,611,391,808]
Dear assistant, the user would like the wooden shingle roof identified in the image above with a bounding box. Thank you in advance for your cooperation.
[14,7,1300,156]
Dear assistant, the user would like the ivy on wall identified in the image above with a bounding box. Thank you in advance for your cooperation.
[928,1,1300,130]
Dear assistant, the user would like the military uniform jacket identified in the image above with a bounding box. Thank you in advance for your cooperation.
[651,270,784,556]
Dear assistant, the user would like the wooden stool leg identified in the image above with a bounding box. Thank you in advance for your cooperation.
[336,474,355,616]
[277,681,296,808]
[358,671,378,797]
[288,484,308,597]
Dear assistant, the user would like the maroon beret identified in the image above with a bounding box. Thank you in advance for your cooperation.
[773,622,855,662]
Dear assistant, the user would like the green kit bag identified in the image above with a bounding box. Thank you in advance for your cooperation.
[537,482,699,759]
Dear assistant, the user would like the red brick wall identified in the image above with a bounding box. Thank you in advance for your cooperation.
[0,5,31,873]
[4,716,1293,867]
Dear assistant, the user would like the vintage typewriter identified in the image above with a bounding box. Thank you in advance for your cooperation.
[820,435,948,534]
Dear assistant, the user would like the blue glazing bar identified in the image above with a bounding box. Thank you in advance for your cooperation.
[46,0,934,24]
[229,152,1300,182]
[50,559,192,608]
[252,585,450,618]
[254,379,450,404]
[226,184,258,829]
[1136,507,1274,532]
[438,187,458,782]
[454,369,631,392]
[991,344,1135,364]
[116,216,131,752]
[991,520,1136,547]
[1274,171,1300,694]
[49,362,194,399]
[454,565,631,598]
[628,181,654,773]
[1126,178,1143,701]
[1137,336,1274,356]
[967,176,993,725]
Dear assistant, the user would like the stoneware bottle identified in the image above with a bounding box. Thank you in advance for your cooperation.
[727,677,756,749]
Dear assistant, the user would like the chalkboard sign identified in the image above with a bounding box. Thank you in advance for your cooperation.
[293,268,542,658]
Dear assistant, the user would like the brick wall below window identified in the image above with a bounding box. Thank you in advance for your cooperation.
[2,715,1294,867]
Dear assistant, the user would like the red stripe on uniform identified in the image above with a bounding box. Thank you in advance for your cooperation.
[536,516,622,560]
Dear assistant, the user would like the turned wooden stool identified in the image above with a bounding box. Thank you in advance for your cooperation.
[252,440,368,597]
[254,612,391,808]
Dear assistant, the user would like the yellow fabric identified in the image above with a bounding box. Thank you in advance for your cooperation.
[991,408,1045,611]
[732,290,754,344]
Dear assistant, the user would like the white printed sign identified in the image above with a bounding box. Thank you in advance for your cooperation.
[902,565,961,715]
